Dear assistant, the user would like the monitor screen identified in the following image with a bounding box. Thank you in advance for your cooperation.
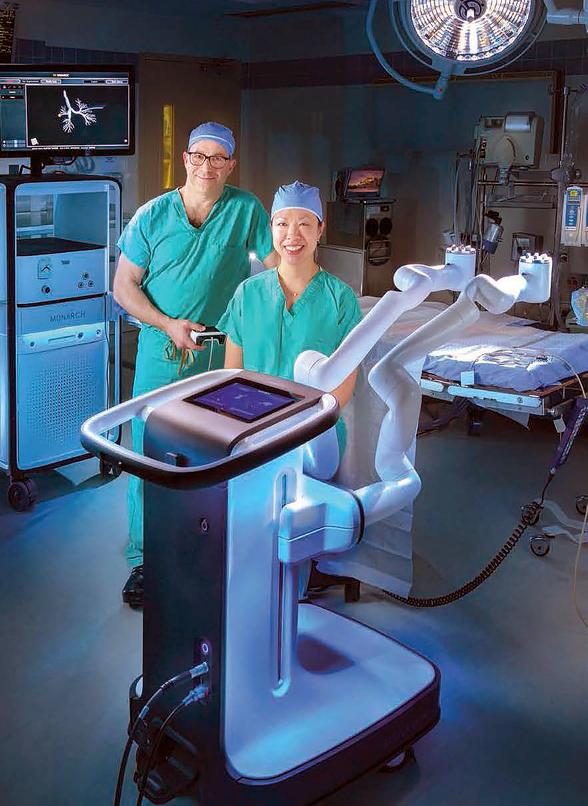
[0,65,134,156]
[186,380,298,423]
[345,168,385,198]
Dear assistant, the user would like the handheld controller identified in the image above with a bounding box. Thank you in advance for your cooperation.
[190,328,226,347]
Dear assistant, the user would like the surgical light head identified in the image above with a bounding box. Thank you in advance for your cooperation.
[407,0,536,65]
[367,0,546,99]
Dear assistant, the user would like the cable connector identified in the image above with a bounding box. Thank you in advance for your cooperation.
[137,662,209,721]
[182,683,210,708]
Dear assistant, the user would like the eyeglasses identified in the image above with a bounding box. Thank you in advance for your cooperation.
[186,151,231,169]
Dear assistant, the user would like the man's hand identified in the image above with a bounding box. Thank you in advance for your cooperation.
[165,319,207,350]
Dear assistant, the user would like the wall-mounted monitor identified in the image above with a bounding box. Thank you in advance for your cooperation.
[0,64,135,163]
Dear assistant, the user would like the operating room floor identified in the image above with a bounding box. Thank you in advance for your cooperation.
[0,405,587,806]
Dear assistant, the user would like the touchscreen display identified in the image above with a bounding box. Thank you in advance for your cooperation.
[187,380,297,422]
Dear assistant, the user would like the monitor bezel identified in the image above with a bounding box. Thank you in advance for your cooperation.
[0,63,136,158]
[343,167,385,200]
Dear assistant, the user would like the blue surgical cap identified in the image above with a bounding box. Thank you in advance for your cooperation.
[187,122,235,157]
[271,181,323,222]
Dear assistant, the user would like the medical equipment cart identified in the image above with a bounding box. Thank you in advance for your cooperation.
[0,174,121,510]
[81,369,441,806]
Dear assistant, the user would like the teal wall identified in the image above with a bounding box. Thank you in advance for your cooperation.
[241,77,559,269]
[16,0,247,60]
[14,0,588,283]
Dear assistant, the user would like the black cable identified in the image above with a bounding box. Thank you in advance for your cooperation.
[112,664,207,806]
[135,700,187,806]
[385,475,553,608]
[113,734,134,806]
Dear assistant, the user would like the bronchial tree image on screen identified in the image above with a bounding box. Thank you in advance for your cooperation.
[58,90,105,133]
[26,84,129,148]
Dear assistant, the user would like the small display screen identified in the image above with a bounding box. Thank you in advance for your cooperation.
[346,168,385,197]
[186,380,298,422]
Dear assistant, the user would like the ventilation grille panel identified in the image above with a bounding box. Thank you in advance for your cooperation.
[16,340,108,469]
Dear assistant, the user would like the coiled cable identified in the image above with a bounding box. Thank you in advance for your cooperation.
[113,663,207,806]
[135,684,208,806]
[135,700,186,806]
[385,475,553,608]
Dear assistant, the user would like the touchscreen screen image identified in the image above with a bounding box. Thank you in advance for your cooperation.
[187,381,297,422]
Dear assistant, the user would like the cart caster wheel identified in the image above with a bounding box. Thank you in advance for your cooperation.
[7,478,38,511]
[521,503,541,526]
[576,496,587,516]
[379,746,415,774]
[529,533,551,557]
[100,458,122,479]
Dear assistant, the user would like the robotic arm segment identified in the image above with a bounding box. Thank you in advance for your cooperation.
[465,253,552,312]
[278,475,363,564]
[355,470,421,528]
[293,281,429,391]
[395,248,476,294]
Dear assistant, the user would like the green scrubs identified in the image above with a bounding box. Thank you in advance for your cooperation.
[119,184,272,567]
[217,268,362,451]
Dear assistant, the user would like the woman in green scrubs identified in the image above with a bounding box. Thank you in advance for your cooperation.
[218,180,362,459]
[218,181,362,597]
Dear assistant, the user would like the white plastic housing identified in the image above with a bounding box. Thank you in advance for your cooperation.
[444,245,476,286]
[517,253,552,303]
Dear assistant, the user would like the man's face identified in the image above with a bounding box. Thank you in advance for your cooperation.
[183,138,235,194]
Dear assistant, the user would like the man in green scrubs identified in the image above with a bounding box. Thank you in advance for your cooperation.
[113,121,275,607]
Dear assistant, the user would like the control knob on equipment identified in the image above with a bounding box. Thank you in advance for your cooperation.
[41,285,51,295]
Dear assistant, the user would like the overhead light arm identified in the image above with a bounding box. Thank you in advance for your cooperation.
[366,0,451,99]
[544,0,588,31]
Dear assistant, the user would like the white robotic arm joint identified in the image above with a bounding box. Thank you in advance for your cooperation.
[278,476,363,564]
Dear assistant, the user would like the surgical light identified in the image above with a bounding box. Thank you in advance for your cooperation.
[408,0,534,64]
[367,0,547,99]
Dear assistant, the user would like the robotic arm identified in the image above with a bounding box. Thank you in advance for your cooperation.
[278,252,552,564]
[294,246,476,392]
[295,246,476,481]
